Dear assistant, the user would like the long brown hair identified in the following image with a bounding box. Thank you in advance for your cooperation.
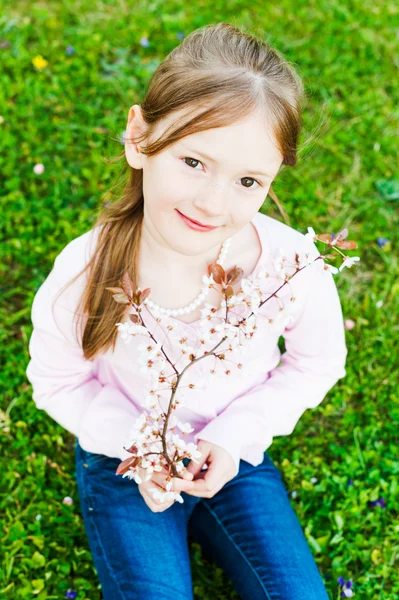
[66,22,305,360]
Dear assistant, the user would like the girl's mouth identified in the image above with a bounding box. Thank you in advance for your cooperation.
[176,209,220,232]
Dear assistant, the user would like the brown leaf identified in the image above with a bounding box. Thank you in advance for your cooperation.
[122,273,134,298]
[208,263,225,284]
[112,293,130,304]
[139,287,151,304]
[335,240,358,250]
[226,266,244,286]
[317,234,333,244]
[125,443,139,454]
[115,455,140,476]
[335,228,349,242]
[224,285,235,298]
[129,313,140,324]
[105,287,124,294]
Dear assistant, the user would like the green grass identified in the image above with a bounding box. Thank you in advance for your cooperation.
[1,0,398,598]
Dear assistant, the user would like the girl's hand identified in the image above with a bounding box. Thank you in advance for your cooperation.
[137,464,195,512]
[183,440,237,498]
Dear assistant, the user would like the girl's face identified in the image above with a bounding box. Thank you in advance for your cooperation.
[125,104,284,260]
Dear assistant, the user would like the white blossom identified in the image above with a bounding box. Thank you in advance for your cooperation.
[273,247,293,280]
[213,321,239,339]
[122,467,143,484]
[268,304,298,332]
[296,247,320,269]
[202,273,215,287]
[325,263,339,275]
[148,485,184,504]
[339,256,360,271]
[304,226,317,244]
[139,351,167,374]
[116,320,149,340]
[177,421,195,434]
[141,458,163,475]
[138,340,164,357]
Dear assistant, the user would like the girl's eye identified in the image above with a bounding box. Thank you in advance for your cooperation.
[182,157,262,190]
[183,157,203,170]
[240,177,260,190]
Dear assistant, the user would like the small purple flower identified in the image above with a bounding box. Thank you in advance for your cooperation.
[65,589,77,599]
[342,588,354,598]
[176,31,185,40]
[347,478,353,486]
[369,497,386,509]
[376,237,389,248]
[337,577,354,597]
[65,45,76,55]
[140,36,150,48]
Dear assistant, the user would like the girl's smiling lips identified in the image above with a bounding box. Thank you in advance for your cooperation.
[175,209,221,231]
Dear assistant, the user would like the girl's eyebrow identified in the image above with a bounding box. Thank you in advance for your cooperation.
[179,144,274,178]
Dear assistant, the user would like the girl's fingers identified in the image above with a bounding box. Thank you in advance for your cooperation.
[140,463,193,482]
[140,484,175,512]
[152,472,194,493]
[137,465,195,512]
[161,465,194,481]
[145,464,194,491]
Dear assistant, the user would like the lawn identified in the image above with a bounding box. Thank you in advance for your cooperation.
[0,0,398,598]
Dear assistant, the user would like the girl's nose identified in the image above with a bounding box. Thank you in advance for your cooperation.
[193,182,227,217]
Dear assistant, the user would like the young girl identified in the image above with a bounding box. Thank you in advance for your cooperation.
[26,22,348,600]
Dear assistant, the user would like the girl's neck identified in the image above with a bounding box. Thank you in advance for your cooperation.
[138,219,236,276]
[135,219,261,323]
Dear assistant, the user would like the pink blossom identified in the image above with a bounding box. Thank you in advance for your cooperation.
[33,163,45,175]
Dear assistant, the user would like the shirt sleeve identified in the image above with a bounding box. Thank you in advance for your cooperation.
[26,235,141,462]
[193,250,348,477]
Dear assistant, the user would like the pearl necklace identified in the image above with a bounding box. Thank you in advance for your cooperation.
[143,237,232,317]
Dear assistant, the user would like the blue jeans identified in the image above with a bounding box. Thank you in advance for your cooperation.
[75,439,329,600]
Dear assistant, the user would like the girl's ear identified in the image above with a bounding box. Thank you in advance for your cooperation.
[125,104,147,170]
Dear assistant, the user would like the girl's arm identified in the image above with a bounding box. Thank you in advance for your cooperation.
[192,255,348,476]
[26,233,141,462]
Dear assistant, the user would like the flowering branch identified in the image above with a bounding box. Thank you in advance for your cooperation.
[107,226,358,504]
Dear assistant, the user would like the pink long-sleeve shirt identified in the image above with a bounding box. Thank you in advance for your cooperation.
[26,211,348,476]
